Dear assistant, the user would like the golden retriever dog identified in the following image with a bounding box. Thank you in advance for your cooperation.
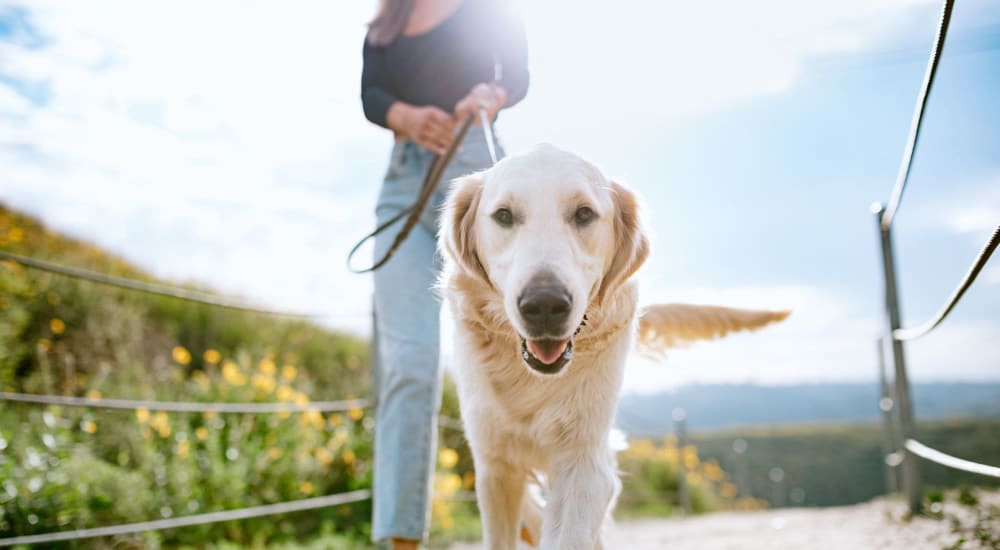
[438,144,787,549]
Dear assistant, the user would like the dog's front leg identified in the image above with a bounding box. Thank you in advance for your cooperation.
[542,450,617,550]
[476,459,526,550]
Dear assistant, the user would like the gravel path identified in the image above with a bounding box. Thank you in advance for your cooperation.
[448,493,996,549]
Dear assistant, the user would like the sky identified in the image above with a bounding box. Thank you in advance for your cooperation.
[1,0,998,394]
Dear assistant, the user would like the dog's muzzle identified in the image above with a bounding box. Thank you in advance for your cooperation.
[516,277,585,375]
[518,315,587,375]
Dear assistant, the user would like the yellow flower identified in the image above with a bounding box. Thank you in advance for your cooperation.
[203,410,218,420]
[172,346,191,365]
[276,386,295,402]
[259,358,276,375]
[316,447,334,466]
[329,427,349,449]
[348,407,364,421]
[203,349,221,365]
[86,389,102,400]
[150,411,171,438]
[81,420,97,434]
[683,446,700,470]
[438,448,459,469]
[177,440,190,459]
[267,447,284,460]
[342,450,356,465]
[303,410,324,428]
[221,360,245,386]
[293,392,310,407]
[251,373,275,394]
[721,482,738,499]
[703,460,725,481]
[7,227,23,243]
[463,470,476,489]
[50,318,65,335]
[299,481,314,495]
[195,427,208,440]
[436,473,462,496]
[135,407,150,423]
[281,364,297,381]
[328,414,343,426]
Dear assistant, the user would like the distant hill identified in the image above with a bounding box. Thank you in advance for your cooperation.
[617,383,1000,435]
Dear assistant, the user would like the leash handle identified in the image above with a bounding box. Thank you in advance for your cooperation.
[347,115,475,274]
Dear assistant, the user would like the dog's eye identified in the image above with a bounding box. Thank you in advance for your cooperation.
[575,206,597,226]
[492,208,514,227]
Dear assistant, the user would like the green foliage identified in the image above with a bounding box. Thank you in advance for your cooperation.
[615,438,764,519]
[690,420,1000,508]
[0,204,377,547]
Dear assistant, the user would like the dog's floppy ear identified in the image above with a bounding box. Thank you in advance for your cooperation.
[597,180,649,303]
[441,172,489,282]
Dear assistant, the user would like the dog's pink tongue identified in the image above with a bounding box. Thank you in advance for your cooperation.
[527,339,569,365]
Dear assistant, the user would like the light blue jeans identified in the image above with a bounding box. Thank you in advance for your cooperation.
[371,128,502,542]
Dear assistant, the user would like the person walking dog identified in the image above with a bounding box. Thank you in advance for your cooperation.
[360,0,529,547]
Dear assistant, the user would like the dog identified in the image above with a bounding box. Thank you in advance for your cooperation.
[438,144,788,549]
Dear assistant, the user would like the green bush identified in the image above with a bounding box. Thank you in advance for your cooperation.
[0,204,377,547]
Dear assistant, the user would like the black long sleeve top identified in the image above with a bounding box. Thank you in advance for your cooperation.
[360,0,529,129]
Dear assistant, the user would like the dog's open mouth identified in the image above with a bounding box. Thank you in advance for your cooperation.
[520,337,574,375]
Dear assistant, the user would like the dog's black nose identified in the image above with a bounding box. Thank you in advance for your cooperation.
[518,284,572,335]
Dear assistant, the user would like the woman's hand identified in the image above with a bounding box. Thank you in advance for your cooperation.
[387,103,456,155]
[454,83,508,125]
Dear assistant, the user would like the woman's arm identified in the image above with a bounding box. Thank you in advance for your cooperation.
[362,37,455,152]
[361,37,399,129]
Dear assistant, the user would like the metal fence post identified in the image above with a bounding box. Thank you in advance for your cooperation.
[877,337,899,494]
[673,408,692,515]
[873,204,922,514]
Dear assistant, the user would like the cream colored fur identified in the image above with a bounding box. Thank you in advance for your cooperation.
[438,144,786,549]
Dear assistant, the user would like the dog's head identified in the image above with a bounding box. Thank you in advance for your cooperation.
[441,144,648,376]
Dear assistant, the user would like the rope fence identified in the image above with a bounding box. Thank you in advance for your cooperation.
[0,490,372,548]
[0,249,332,319]
[893,225,1000,341]
[871,0,999,514]
[880,0,954,230]
[0,391,370,414]
[905,440,1000,479]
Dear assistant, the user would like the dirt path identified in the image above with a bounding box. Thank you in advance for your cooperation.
[448,494,995,549]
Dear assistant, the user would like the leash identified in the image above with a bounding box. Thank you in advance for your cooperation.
[347,107,498,273]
